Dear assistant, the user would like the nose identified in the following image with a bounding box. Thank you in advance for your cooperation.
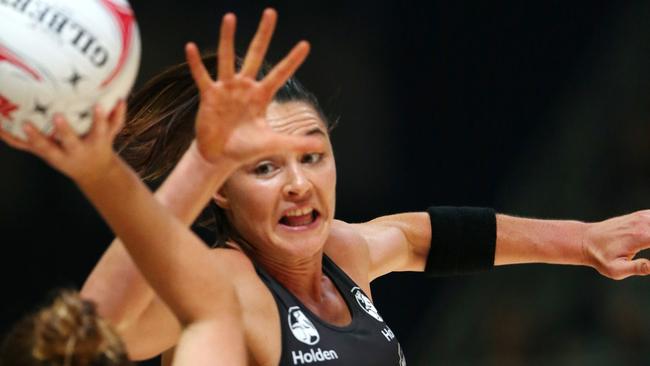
[282,163,312,199]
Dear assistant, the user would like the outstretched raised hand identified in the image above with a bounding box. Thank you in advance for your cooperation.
[185,8,318,164]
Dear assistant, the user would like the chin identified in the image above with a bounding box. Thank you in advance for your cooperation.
[274,215,331,256]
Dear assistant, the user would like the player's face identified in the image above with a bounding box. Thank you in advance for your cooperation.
[218,101,336,260]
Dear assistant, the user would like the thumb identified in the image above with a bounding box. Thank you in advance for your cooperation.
[608,258,650,279]
[635,258,650,276]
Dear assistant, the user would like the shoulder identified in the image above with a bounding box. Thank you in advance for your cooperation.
[344,212,432,279]
[323,220,372,290]
[325,220,370,258]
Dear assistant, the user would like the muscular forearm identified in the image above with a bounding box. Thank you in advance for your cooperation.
[494,214,588,266]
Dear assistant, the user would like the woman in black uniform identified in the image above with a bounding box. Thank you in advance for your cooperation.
[3,8,649,366]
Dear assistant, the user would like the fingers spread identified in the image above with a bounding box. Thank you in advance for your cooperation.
[218,13,237,80]
[241,8,277,78]
[186,42,213,91]
[261,41,310,97]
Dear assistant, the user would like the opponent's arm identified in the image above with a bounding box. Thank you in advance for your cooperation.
[80,142,233,358]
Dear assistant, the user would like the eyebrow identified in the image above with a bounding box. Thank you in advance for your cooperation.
[305,127,326,137]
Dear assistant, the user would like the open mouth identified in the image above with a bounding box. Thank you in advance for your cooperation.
[279,208,320,228]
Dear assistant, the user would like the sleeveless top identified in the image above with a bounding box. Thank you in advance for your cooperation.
[256,255,407,366]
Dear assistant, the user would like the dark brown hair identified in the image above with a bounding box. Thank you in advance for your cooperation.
[115,53,332,247]
[0,290,131,366]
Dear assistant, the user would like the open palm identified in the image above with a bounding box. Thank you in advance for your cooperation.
[186,9,315,164]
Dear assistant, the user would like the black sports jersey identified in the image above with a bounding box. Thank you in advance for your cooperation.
[256,255,407,366]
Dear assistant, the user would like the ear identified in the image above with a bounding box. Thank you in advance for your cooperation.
[213,188,230,210]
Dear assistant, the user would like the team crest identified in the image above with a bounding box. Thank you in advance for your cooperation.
[288,306,320,345]
[351,287,383,322]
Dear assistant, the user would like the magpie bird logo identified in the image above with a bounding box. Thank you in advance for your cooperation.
[351,287,383,322]
[288,306,320,345]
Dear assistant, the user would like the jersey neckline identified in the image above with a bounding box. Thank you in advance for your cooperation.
[258,254,361,333]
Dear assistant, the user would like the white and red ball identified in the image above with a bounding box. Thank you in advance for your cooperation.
[0,0,141,139]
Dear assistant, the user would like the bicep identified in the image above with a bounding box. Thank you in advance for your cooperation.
[353,212,431,281]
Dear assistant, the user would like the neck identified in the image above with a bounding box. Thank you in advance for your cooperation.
[255,248,326,303]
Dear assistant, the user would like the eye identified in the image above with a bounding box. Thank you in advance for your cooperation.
[253,161,278,177]
[301,153,323,165]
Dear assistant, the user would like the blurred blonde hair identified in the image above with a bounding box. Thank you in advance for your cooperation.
[0,290,131,366]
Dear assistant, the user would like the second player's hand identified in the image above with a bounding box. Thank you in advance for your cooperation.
[0,101,126,185]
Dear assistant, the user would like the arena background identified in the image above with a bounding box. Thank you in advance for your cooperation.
[2,1,650,365]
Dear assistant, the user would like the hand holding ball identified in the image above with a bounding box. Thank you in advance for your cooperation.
[0,0,140,140]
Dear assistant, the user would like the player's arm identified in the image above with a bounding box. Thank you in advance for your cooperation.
[70,129,248,365]
[81,142,232,359]
[354,210,650,282]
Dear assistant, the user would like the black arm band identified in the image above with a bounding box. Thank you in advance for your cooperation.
[425,206,496,276]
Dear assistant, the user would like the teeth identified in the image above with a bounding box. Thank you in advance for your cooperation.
[285,207,314,217]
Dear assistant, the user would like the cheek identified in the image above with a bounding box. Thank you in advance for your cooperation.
[228,179,280,225]
[313,161,337,210]
[323,161,337,194]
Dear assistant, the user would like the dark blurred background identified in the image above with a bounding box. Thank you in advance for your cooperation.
[2,0,650,365]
